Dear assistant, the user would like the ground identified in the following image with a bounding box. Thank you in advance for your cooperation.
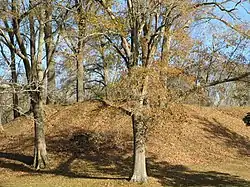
[0,101,250,187]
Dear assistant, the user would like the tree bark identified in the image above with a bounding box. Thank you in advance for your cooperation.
[130,112,148,183]
[103,59,109,98]
[12,0,31,83]
[28,0,36,114]
[10,35,20,118]
[0,94,3,132]
[5,16,20,118]
[31,7,48,169]
[130,75,149,183]
[45,0,56,104]
[31,92,48,170]
[76,47,84,102]
[99,42,108,98]
[76,0,86,102]
[161,26,172,64]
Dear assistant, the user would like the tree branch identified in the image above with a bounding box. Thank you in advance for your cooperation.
[194,0,242,13]
[95,99,132,116]
[104,35,129,66]
[205,72,250,87]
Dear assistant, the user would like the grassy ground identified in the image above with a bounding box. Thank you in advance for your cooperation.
[1,101,250,187]
[1,157,250,187]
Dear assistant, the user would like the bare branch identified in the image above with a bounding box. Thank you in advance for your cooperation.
[194,0,242,13]
[205,72,250,87]
[209,14,250,39]
[104,35,129,66]
[96,98,132,116]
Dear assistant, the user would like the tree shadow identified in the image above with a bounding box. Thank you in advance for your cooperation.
[1,128,250,186]
[149,159,250,186]
[194,115,250,156]
[46,129,133,178]
[0,152,33,165]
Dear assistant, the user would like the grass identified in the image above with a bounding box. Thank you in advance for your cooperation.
[1,158,250,187]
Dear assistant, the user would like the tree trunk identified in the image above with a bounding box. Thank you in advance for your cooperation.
[45,1,55,104]
[29,0,35,72]
[31,92,48,170]
[76,1,86,102]
[76,49,84,102]
[103,61,109,98]
[10,39,20,118]
[31,7,48,170]
[130,75,149,183]
[4,16,20,119]
[161,26,172,64]
[130,112,148,183]
[12,0,31,83]
[100,43,109,98]
[0,117,3,132]
[11,69,19,118]
[0,94,3,132]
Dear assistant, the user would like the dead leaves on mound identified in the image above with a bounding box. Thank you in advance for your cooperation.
[1,101,250,168]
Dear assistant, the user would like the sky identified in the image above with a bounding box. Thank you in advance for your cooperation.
[190,0,250,63]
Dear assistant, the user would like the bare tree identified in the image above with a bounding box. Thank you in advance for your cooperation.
[0,0,48,169]
[0,0,20,118]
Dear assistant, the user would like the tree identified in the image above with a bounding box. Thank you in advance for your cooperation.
[75,0,86,101]
[59,0,96,101]
[185,28,250,106]
[0,0,48,169]
[31,4,48,169]
[95,0,181,182]
[0,0,20,118]
[95,0,250,182]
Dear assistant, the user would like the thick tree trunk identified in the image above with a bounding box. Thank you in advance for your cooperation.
[31,93,48,170]
[130,112,148,182]
[130,72,149,183]
[31,7,48,170]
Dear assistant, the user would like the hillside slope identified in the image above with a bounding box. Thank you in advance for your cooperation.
[1,101,250,187]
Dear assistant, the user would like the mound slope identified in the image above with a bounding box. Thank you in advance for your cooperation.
[1,101,250,186]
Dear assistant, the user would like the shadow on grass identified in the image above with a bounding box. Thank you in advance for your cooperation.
[0,152,33,165]
[149,159,250,186]
[1,128,250,186]
[194,115,250,156]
